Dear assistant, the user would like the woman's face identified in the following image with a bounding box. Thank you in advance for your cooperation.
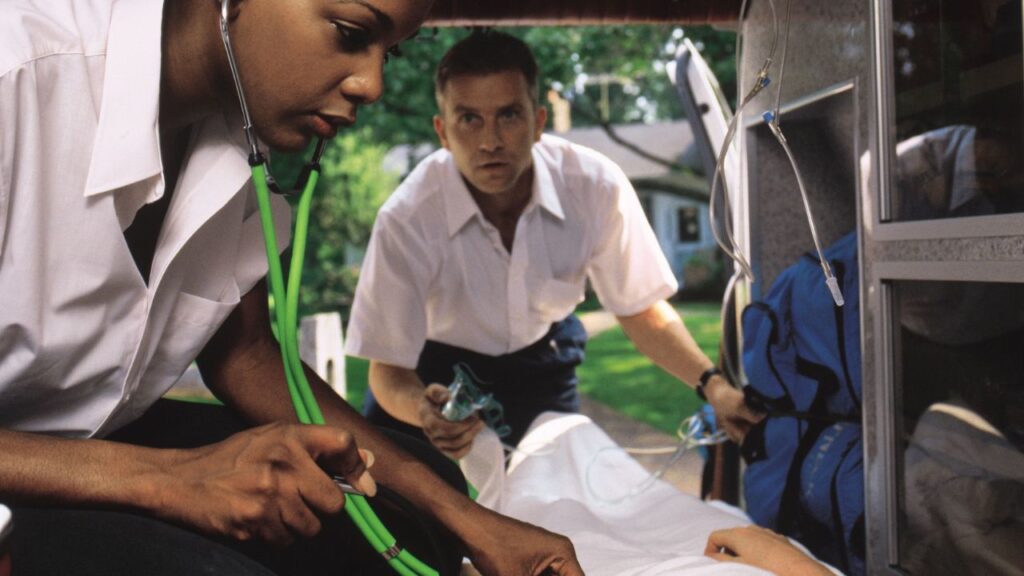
[227,0,431,152]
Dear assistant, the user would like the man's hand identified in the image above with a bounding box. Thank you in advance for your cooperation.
[152,423,375,546]
[704,376,764,443]
[616,302,763,444]
[461,508,584,576]
[705,525,833,576]
[419,383,485,459]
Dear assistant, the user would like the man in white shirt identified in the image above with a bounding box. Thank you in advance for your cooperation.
[346,31,762,459]
[0,2,583,575]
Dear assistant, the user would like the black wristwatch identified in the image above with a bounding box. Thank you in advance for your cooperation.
[695,366,721,401]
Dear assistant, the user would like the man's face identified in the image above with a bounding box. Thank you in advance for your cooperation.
[433,70,547,197]
[227,0,431,152]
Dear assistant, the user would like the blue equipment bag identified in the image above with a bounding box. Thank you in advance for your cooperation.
[739,231,865,576]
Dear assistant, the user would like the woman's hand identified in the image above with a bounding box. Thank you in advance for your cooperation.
[461,507,584,576]
[151,423,375,545]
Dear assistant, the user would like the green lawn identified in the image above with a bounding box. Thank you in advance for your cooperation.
[343,301,721,435]
[577,302,721,434]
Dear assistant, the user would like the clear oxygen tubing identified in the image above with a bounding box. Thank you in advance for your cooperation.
[219,3,439,574]
[584,413,727,505]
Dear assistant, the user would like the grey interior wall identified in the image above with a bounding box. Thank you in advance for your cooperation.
[747,88,859,289]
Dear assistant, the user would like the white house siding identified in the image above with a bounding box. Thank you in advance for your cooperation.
[644,190,716,284]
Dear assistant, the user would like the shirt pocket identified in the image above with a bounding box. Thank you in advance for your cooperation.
[534,277,584,320]
[142,285,241,396]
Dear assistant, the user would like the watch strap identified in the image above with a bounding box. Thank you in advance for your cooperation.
[696,366,721,401]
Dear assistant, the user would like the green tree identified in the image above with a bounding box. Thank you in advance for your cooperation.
[270,130,397,315]
[362,25,737,148]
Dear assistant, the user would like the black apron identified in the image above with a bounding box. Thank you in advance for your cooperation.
[363,315,588,447]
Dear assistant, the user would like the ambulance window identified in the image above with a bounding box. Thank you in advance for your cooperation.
[889,0,1024,222]
[891,279,1024,573]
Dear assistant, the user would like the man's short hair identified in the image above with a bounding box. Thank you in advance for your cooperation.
[434,30,539,109]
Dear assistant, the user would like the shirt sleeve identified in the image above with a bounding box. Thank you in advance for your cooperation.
[0,131,8,262]
[586,164,678,316]
[345,209,433,369]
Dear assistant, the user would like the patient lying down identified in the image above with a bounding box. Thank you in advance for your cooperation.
[460,413,841,575]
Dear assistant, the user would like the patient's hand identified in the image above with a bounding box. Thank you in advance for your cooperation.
[419,383,485,459]
[705,525,833,575]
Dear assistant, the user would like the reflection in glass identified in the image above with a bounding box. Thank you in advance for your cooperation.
[894,280,1024,574]
[891,0,1024,221]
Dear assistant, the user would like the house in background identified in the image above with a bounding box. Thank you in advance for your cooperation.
[382,119,723,295]
[555,120,722,294]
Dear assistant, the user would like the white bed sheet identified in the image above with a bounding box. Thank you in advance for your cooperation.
[461,412,777,575]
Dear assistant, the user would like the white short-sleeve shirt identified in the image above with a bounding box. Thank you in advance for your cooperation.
[0,0,291,437]
[346,134,677,368]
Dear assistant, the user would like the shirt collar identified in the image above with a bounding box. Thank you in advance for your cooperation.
[531,143,565,221]
[443,153,479,237]
[83,0,165,198]
[443,143,565,237]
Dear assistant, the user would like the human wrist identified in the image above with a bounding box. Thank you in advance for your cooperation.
[695,366,722,401]
[127,447,190,515]
[444,503,509,558]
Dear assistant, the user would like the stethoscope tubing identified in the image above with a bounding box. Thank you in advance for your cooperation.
[219,2,441,573]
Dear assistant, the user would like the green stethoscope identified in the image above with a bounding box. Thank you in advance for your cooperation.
[218,3,440,575]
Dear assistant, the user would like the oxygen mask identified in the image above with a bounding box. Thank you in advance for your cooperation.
[441,363,511,438]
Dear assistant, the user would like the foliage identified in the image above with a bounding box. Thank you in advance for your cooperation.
[524,25,737,126]
[359,25,738,148]
[271,130,397,315]
[345,354,370,411]
[679,249,728,301]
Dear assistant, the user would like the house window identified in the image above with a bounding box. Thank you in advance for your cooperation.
[677,206,700,242]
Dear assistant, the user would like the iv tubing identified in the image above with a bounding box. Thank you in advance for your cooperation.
[706,0,780,282]
[772,0,792,122]
[766,121,835,286]
[763,0,844,306]
[708,0,844,306]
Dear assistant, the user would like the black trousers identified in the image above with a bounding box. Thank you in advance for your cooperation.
[10,399,466,576]
[364,315,588,448]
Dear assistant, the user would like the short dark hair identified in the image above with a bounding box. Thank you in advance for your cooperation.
[434,30,539,109]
